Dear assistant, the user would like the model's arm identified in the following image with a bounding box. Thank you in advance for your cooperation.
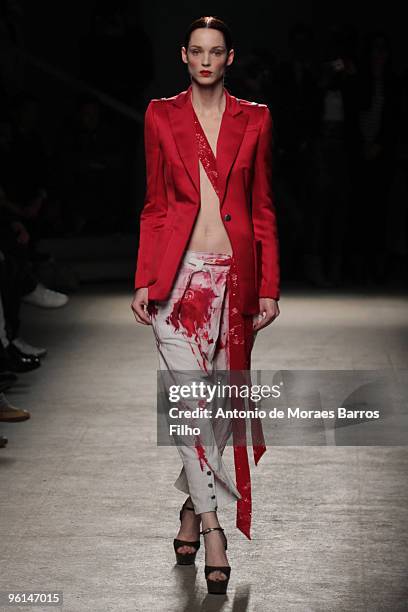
[132,100,167,325]
[134,100,168,290]
[251,105,280,301]
[251,105,280,331]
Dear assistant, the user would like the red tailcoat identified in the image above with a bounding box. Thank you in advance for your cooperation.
[134,84,280,314]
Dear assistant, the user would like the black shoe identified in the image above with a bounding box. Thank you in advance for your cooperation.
[200,526,230,595]
[5,343,41,373]
[0,435,8,448]
[0,371,18,383]
[173,500,201,565]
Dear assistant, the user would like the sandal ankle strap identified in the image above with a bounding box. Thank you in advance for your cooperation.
[179,503,196,522]
[200,526,225,536]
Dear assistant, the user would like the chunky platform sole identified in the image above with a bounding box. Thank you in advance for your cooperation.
[173,503,200,565]
[200,526,230,594]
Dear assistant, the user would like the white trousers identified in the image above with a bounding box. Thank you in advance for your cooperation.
[148,249,244,514]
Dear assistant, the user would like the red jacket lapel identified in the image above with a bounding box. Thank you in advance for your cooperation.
[167,84,249,208]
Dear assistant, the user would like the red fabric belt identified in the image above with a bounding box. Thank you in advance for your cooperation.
[192,104,266,540]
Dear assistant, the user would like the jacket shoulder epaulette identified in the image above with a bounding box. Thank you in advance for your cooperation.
[150,95,177,103]
[237,98,267,109]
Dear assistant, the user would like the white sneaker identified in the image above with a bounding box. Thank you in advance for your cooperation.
[22,283,69,308]
[12,337,47,358]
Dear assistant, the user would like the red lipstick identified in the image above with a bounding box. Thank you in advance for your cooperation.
[200,70,212,76]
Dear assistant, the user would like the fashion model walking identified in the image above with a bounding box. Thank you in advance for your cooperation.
[131,15,280,595]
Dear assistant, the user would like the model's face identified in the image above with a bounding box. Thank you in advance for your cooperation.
[181,28,234,84]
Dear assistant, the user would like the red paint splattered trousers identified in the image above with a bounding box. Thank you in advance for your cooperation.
[147,249,257,515]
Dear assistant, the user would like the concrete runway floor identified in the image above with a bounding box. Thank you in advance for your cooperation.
[1,282,407,611]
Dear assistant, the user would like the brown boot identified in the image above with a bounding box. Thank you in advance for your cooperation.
[0,397,31,422]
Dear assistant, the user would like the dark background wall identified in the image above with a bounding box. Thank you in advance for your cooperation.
[19,1,407,107]
[1,0,407,289]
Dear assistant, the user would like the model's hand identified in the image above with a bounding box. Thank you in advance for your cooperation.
[131,287,151,325]
[253,298,280,331]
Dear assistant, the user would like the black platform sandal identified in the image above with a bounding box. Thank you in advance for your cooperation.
[173,502,201,565]
[200,526,231,595]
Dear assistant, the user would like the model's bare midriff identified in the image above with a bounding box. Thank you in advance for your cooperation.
[186,108,233,255]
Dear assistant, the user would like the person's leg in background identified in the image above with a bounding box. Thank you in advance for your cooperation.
[302,129,332,287]
[0,253,44,365]
[324,130,351,286]
[0,281,31,422]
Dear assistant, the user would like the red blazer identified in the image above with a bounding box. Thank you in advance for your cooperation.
[134,84,280,315]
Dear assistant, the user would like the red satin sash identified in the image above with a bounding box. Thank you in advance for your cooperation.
[191,105,267,540]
